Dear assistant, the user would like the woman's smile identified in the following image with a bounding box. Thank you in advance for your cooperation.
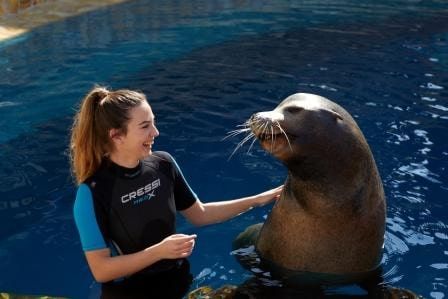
[143,140,154,151]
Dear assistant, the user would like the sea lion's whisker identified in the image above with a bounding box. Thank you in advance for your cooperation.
[227,128,251,136]
[251,120,266,138]
[253,118,265,129]
[276,122,293,151]
[246,135,258,154]
[246,118,263,129]
[226,118,267,160]
[261,121,270,137]
[237,122,251,128]
[222,128,251,141]
[240,131,256,146]
[228,132,255,160]
[229,133,254,158]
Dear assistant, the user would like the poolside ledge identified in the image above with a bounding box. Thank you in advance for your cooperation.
[0,0,129,42]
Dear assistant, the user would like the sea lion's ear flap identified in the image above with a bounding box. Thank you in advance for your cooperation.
[329,110,343,121]
[321,108,343,121]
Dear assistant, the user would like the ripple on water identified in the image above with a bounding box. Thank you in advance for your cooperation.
[382,265,403,284]
[0,101,20,108]
[430,292,445,299]
[405,231,435,246]
[421,82,444,90]
[435,233,448,240]
[385,231,410,255]
[386,217,436,248]
[397,160,441,184]
[430,264,448,270]
[414,129,433,145]
[193,262,241,288]
[429,104,448,112]
[422,96,437,101]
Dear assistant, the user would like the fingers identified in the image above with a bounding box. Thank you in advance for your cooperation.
[179,252,193,258]
[162,234,197,259]
[272,185,284,196]
[175,239,195,252]
[256,185,284,206]
[265,185,283,195]
[266,185,283,196]
[274,185,284,192]
[170,234,197,249]
[169,234,197,242]
[175,239,195,258]
[175,239,195,257]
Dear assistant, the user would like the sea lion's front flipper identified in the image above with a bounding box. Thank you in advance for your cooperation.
[231,223,265,273]
[232,223,263,250]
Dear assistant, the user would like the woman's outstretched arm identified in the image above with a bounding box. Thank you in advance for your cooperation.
[181,185,283,226]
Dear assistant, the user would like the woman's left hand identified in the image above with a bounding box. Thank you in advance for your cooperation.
[255,185,283,207]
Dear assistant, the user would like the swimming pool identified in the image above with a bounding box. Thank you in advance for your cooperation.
[0,0,447,298]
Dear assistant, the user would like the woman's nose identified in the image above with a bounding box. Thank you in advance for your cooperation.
[152,125,160,137]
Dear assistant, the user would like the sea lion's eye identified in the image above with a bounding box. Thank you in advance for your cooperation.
[284,106,304,114]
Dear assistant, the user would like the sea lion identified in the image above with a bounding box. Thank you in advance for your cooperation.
[234,93,386,285]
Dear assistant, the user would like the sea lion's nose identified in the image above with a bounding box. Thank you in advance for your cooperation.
[250,111,284,123]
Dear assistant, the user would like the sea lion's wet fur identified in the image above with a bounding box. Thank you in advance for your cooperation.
[250,93,386,275]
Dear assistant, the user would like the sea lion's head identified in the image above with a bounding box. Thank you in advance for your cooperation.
[249,93,372,187]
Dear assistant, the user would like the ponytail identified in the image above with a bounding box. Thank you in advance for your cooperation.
[70,86,147,184]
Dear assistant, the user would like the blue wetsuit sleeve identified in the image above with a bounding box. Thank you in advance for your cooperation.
[73,184,108,251]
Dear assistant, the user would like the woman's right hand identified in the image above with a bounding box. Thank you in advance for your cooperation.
[155,234,197,259]
[85,234,197,283]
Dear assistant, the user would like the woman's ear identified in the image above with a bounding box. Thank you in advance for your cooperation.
[109,128,124,144]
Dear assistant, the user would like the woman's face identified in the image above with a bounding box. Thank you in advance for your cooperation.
[119,101,159,160]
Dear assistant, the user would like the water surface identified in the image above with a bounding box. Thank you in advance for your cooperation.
[0,1,447,298]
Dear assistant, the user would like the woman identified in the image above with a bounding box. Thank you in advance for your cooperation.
[70,86,282,298]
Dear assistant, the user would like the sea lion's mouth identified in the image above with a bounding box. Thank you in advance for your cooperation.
[257,132,283,141]
[250,119,291,149]
[256,130,292,156]
[225,111,292,159]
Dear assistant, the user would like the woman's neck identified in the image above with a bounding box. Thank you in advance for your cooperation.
[108,152,140,168]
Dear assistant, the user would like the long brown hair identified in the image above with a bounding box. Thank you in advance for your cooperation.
[70,86,147,184]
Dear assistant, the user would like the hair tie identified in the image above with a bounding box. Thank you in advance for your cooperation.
[92,88,110,106]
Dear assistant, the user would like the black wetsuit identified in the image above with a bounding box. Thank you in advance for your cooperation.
[73,151,197,298]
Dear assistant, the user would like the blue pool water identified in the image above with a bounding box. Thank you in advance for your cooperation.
[0,0,447,298]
